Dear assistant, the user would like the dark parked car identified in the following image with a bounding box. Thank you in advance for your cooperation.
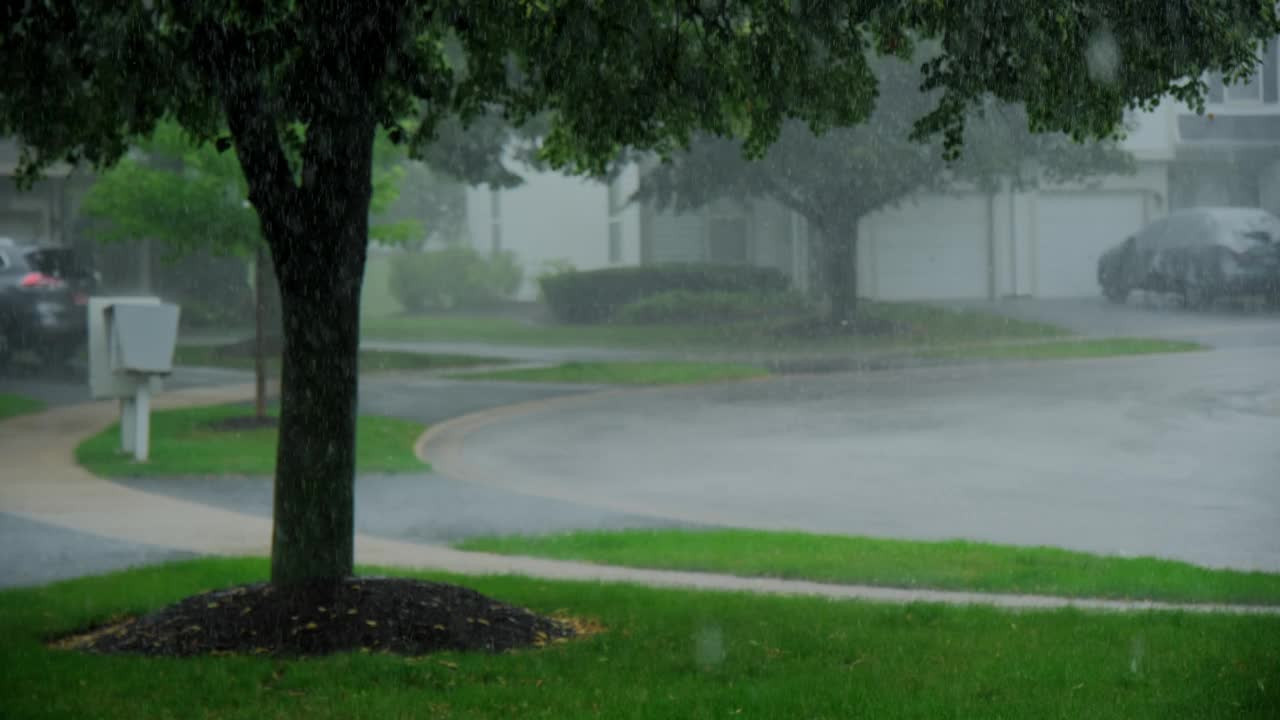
[0,238,98,365]
[1097,207,1280,308]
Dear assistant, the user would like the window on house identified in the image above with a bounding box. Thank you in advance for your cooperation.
[1222,41,1270,103]
[608,222,622,263]
[1224,66,1264,103]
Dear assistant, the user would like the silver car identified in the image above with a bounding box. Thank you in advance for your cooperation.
[1097,207,1280,307]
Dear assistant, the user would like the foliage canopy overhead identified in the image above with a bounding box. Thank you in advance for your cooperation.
[4,1,1276,188]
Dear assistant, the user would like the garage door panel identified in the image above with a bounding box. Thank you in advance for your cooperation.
[871,195,988,300]
[1036,193,1144,297]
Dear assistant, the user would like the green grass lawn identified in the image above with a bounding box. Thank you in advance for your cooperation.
[173,345,502,373]
[75,403,425,477]
[361,301,1070,352]
[0,393,45,421]
[456,361,768,385]
[2,558,1277,719]
[457,529,1280,607]
[926,338,1205,362]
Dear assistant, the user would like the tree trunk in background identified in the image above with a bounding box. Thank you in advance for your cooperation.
[264,119,375,586]
[821,222,858,327]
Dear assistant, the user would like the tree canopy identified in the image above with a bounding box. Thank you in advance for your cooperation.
[3,1,1276,586]
[82,123,420,255]
[635,55,1136,321]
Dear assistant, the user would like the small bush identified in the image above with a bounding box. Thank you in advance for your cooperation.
[539,263,791,323]
[155,250,254,329]
[389,247,523,312]
[614,290,813,324]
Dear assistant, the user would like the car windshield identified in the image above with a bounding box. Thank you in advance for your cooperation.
[2,5,1280,719]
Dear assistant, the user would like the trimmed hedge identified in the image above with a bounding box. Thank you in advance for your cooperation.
[614,289,813,324]
[539,263,791,323]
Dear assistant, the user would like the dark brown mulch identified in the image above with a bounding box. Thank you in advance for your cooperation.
[54,578,579,658]
[204,415,279,431]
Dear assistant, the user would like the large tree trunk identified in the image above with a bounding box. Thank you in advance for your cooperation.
[251,242,283,420]
[820,222,859,327]
[253,243,269,420]
[264,119,376,586]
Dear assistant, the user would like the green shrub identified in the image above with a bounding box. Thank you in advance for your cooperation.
[539,263,791,323]
[614,289,814,324]
[389,247,523,312]
[155,250,254,329]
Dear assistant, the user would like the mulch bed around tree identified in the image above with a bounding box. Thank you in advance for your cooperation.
[52,578,585,658]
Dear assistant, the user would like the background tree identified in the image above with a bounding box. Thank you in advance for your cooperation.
[82,123,421,420]
[636,57,1134,325]
[3,1,1274,587]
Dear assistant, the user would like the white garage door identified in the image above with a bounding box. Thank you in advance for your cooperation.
[1035,193,1145,298]
[869,194,989,300]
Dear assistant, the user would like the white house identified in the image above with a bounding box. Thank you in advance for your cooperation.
[466,40,1280,302]
[463,163,644,300]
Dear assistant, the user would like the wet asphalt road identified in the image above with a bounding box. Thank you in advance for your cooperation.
[448,340,1280,571]
[956,295,1280,349]
[0,513,197,589]
[4,298,1279,587]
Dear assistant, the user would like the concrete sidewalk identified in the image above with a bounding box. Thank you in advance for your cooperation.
[3,384,1277,616]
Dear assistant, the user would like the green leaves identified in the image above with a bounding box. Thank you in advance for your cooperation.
[5,1,1278,191]
[639,53,1132,243]
[83,121,424,256]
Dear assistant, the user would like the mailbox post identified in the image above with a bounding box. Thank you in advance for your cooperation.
[88,297,181,461]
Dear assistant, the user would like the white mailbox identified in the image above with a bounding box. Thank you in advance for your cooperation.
[87,297,181,461]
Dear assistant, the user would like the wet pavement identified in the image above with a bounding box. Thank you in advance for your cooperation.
[955,296,1280,349]
[429,345,1280,571]
[5,299,1279,587]
[114,472,693,546]
[0,512,195,589]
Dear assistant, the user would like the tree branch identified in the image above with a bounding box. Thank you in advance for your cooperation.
[197,20,301,257]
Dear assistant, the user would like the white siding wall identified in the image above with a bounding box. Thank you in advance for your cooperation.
[465,165,642,300]
[648,209,705,263]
